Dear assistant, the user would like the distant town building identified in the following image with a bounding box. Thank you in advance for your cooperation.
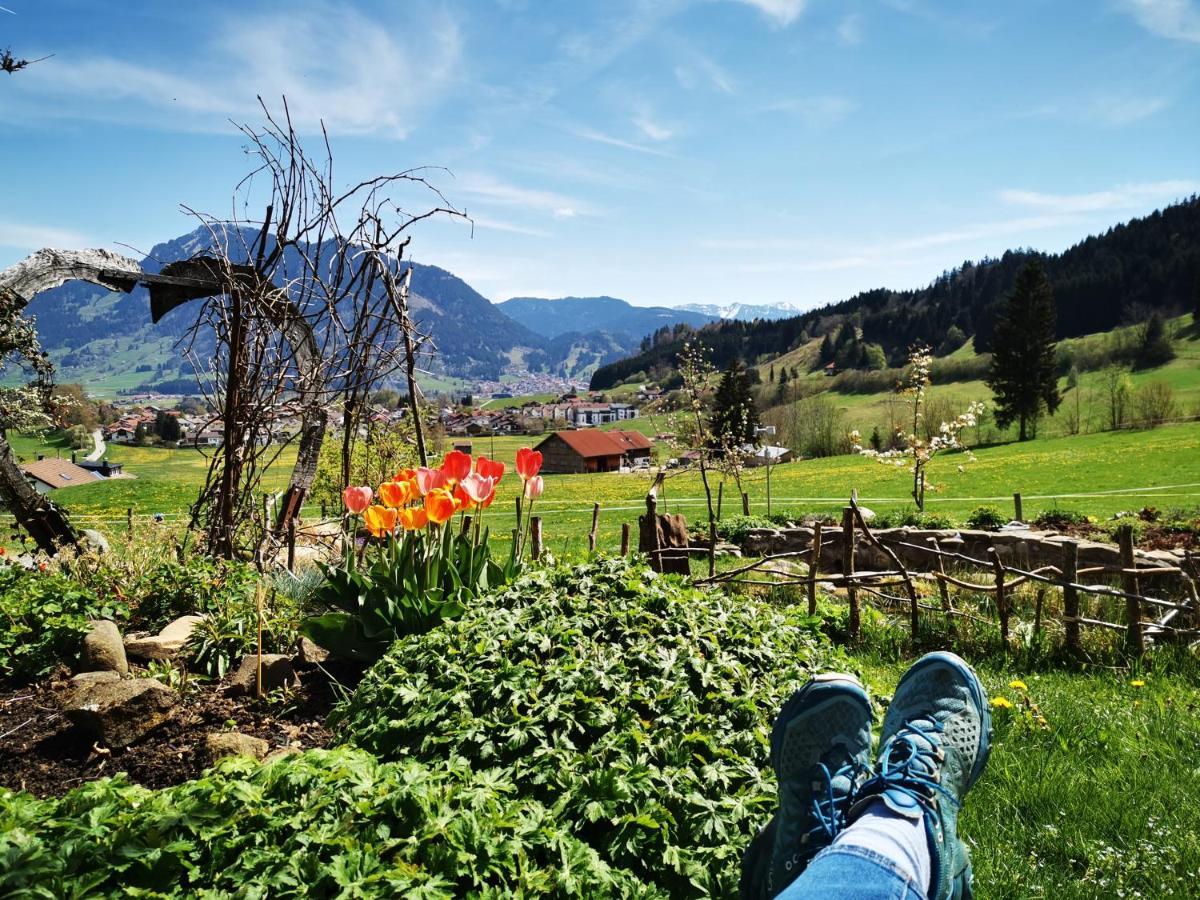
[20,458,106,494]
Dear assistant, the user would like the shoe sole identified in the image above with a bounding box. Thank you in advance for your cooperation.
[895,651,992,790]
[769,673,872,776]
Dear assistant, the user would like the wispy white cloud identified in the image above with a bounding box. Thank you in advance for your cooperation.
[728,0,808,27]
[1116,0,1200,43]
[999,180,1200,213]
[468,215,552,238]
[5,3,462,137]
[571,127,677,157]
[456,172,592,219]
[632,105,676,141]
[673,49,736,94]
[882,0,996,38]
[0,220,93,252]
[837,14,864,45]
[1088,94,1171,125]
[759,95,858,128]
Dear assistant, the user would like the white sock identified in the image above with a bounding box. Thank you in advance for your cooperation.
[831,799,931,893]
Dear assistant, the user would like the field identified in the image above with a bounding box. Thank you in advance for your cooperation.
[16,421,1200,555]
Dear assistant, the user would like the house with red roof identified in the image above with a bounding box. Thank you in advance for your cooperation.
[532,429,653,474]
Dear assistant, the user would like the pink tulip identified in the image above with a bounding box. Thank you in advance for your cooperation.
[523,475,544,500]
[416,467,446,495]
[460,472,497,506]
[342,485,373,515]
[441,450,472,484]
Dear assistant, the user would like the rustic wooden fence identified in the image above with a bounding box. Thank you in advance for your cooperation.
[696,498,1200,656]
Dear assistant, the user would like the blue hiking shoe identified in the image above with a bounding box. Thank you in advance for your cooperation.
[742,673,873,898]
[848,652,992,900]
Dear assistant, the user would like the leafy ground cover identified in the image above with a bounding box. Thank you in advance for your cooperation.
[334,557,842,897]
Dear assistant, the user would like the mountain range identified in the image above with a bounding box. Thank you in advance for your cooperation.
[21,230,718,391]
[591,197,1200,390]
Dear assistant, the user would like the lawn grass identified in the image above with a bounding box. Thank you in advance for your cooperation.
[851,642,1200,899]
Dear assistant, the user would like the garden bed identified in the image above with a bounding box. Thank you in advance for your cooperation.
[0,659,358,798]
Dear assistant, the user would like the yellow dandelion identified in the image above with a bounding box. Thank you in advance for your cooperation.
[990,697,1014,710]
[1009,679,1028,691]
[1130,679,1146,688]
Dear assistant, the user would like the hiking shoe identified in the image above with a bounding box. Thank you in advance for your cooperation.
[849,652,992,900]
[743,673,872,898]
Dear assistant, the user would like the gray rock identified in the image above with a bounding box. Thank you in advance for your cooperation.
[81,619,128,674]
[857,506,876,522]
[70,670,122,687]
[124,615,205,660]
[205,731,269,762]
[63,679,176,748]
[227,654,299,697]
[79,529,111,555]
[296,636,330,665]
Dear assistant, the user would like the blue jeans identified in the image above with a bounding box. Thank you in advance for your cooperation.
[776,845,928,900]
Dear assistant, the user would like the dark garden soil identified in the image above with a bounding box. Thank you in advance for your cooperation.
[0,660,364,799]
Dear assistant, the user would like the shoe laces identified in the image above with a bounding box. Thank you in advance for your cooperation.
[800,757,868,856]
[865,718,959,826]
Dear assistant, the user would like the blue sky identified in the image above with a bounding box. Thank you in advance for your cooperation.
[1,0,1198,309]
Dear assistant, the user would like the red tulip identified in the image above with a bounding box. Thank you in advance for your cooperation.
[523,475,544,500]
[441,450,472,484]
[515,448,542,480]
[476,455,505,482]
[343,485,373,514]
[416,467,446,495]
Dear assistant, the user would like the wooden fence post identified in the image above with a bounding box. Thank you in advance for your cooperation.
[989,546,1009,647]
[1013,492,1023,523]
[930,537,954,635]
[808,521,823,616]
[286,515,296,573]
[642,491,662,573]
[126,507,134,537]
[717,482,723,522]
[460,514,473,537]
[531,516,543,561]
[620,522,630,557]
[588,503,601,553]
[741,491,750,516]
[1118,524,1143,656]
[842,508,858,639]
[1062,541,1081,655]
[320,499,327,520]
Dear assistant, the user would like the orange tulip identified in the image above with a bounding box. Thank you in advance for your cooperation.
[392,467,417,483]
[476,456,505,482]
[364,505,397,537]
[343,485,372,514]
[424,487,457,524]
[516,447,543,480]
[398,507,428,530]
[441,449,472,484]
[378,480,412,509]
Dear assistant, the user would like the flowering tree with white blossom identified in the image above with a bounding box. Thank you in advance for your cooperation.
[850,346,984,511]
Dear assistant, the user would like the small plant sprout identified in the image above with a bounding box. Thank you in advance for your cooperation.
[849,345,985,511]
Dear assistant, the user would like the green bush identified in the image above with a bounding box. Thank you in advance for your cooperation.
[715,514,775,543]
[966,505,1006,530]
[0,566,127,685]
[873,509,955,529]
[130,557,260,632]
[333,557,841,897]
[1033,508,1090,530]
[0,748,650,897]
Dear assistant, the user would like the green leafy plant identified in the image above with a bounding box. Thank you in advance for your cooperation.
[873,508,955,529]
[185,586,303,679]
[333,557,842,897]
[0,566,127,685]
[0,749,650,896]
[130,557,259,631]
[966,505,1006,530]
[1034,508,1090,530]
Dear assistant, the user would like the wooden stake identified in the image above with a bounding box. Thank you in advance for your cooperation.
[1118,524,1143,656]
[531,516,543,561]
[1033,587,1045,646]
[1062,540,1081,655]
[716,482,723,522]
[588,502,601,553]
[808,521,823,616]
[930,537,954,636]
[741,491,750,516]
[620,521,630,556]
[286,515,296,573]
[989,547,1008,647]
[1013,492,1023,523]
[126,507,134,538]
[842,508,858,639]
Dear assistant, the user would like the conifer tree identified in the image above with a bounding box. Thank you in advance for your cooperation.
[986,261,1060,440]
[709,360,760,446]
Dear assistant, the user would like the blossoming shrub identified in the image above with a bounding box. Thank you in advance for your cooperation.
[0,748,650,897]
[333,557,841,897]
